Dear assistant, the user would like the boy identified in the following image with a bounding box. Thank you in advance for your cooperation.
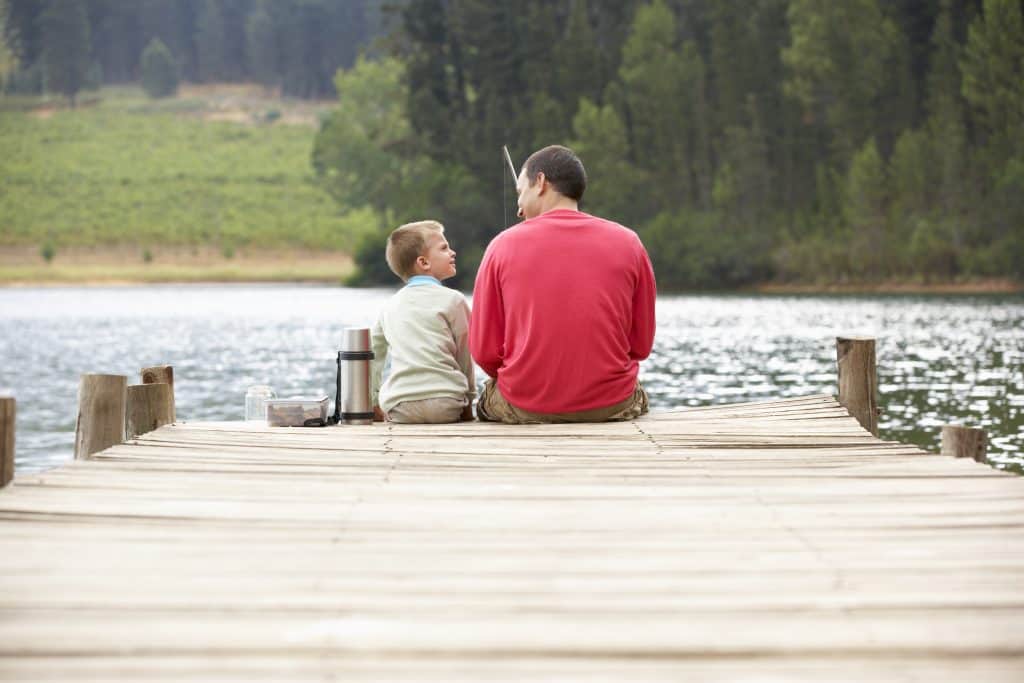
[370,220,475,423]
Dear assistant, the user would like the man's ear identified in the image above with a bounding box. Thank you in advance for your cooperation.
[534,171,549,195]
[416,255,430,271]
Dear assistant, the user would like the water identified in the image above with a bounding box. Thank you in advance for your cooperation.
[1,285,1021,473]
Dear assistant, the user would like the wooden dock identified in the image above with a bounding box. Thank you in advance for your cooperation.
[1,394,1022,681]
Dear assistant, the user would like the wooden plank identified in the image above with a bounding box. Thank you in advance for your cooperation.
[0,394,1021,680]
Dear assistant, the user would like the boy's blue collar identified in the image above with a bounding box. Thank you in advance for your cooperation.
[406,275,442,287]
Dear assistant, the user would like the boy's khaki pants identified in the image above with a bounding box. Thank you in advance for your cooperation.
[387,397,466,424]
[477,379,649,424]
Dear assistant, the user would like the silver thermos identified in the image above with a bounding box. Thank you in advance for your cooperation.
[337,327,374,425]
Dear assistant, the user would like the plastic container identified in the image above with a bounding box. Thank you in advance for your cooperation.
[245,385,275,421]
[265,395,330,427]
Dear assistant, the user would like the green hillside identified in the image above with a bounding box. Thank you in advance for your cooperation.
[0,87,374,256]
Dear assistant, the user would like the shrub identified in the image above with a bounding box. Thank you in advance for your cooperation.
[40,242,56,262]
[140,39,178,99]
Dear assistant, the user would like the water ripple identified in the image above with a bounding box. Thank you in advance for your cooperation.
[1,286,1021,473]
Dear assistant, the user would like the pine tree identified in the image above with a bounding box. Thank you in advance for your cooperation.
[618,0,691,210]
[195,0,226,83]
[783,0,901,162]
[960,0,1024,162]
[138,0,193,81]
[402,0,459,159]
[245,2,278,91]
[140,37,178,98]
[571,98,646,224]
[554,0,604,124]
[844,138,891,276]
[0,7,16,90]
[38,0,91,105]
[2,0,42,71]
[925,0,969,224]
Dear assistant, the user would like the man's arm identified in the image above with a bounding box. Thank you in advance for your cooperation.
[469,244,505,378]
[629,241,657,361]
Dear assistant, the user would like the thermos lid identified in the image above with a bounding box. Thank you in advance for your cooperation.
[341,327,371,353]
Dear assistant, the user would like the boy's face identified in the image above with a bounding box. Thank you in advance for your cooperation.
[416,232,457,280]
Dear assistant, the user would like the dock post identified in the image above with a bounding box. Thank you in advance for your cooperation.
[941,425,987,463]
[74,374,127,459]
[126,384,174,439]
[0,397,13,488]
[836,336,878,436]
[141,365,175,421]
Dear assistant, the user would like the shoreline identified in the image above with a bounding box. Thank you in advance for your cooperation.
[0,245,355,286]
[753,279,1021,295]
[3,273,1019,295]
[0,247,1019,294]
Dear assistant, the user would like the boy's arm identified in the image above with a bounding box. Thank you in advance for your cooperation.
[451,296,476,406]
[370,314,388,415]
[468,244,504,378]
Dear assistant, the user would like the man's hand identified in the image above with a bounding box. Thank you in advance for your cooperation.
[373,405,385,422]
[460,404,475,422]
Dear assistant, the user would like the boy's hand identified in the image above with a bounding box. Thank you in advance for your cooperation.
[373,405,385,422]
[460,404,475,422]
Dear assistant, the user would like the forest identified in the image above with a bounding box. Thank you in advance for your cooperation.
[1,0,388,99]
[2,0,1022,289]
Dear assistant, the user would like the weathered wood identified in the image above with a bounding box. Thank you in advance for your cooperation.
[125,383,174,439]
[140,365,175,421]
[73,374,126,460]
[941,425,987,462]
[2,395,1021,681]
[836,336,878,436]
[0,397,13,488]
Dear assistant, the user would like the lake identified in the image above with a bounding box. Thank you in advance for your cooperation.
[0,285,1021,473]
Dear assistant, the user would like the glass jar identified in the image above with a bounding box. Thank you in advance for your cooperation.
[245,385,275,421]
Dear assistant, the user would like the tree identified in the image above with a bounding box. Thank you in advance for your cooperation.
[38,0,91,105]
[195,0,226,83]
[0,5,16,90]
[924,0,970,230]
[245,2,278,90]
[312,56,413,214]
[960,0,1024,162]
[617,0,692,212]
[140,37,178,98]
[844,138,891,276]
[138,0,195,82]
[554,0,604,125]
[783,0,901,161]
[570,97,645,224]
[2,0,42,70]
[402,0,461,160]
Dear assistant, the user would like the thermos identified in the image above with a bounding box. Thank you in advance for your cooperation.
[337,327,374,425]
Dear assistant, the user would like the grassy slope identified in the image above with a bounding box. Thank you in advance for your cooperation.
[0,87,373,281]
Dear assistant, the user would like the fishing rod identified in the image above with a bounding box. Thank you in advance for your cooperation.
[502,144,521,226]
[503,145,517,185]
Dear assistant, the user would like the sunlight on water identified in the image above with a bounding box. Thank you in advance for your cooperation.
[1,285,1021,473]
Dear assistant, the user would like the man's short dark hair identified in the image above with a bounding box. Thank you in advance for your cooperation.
[523,145,587,201]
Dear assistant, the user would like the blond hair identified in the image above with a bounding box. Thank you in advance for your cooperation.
[385,220,444,281]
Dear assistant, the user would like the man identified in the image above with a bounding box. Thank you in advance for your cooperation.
[470,144,656,423]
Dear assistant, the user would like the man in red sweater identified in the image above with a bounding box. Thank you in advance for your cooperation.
[470,145,656,423]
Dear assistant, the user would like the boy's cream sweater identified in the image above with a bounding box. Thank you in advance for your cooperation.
[370,278,475,414]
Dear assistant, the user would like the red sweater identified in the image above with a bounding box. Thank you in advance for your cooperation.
[470,208,657,414]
